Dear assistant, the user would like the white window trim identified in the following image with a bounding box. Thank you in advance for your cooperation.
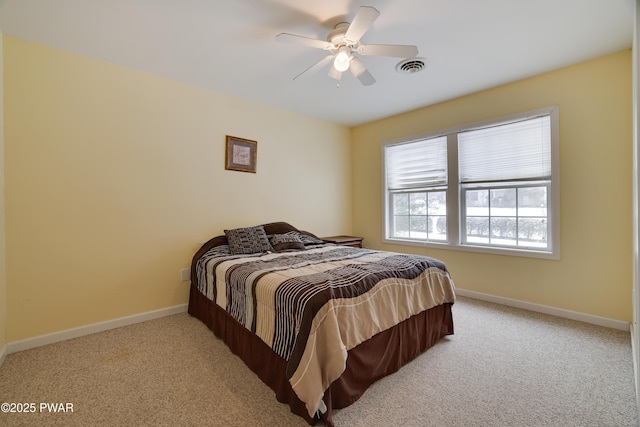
[382,106,560,260]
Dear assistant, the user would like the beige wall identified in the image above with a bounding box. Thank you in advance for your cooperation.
[3,36,352,341]
[352,50,633,322]
[0,30,6,350]
[2,33,633,342]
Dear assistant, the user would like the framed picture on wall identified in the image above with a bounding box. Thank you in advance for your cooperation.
[225,135,257,173]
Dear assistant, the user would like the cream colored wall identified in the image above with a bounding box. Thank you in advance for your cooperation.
[0,30,7,350]
[352,50,633,322]
[3,36,352,341]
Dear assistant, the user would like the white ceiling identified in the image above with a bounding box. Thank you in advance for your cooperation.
[0,0,634,127]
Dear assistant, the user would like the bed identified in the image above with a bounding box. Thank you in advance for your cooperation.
[188,222,455,426]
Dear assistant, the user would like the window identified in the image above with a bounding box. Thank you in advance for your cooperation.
[383,106,559,259]
[386,136,448,241]
[462,185,549,249]
[391,191,448,241]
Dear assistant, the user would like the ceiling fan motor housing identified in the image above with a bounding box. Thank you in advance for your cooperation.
[328,22,353,49]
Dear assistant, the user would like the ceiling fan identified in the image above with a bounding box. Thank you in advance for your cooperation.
[276,6,419,86]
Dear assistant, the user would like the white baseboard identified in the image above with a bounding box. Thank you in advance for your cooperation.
[0,343,7,368]
[456,288,631,331]
[6,303,189,355]
[632,322,640,414]
[2,291,629,357]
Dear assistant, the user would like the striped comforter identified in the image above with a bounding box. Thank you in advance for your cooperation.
[195,243,456,417]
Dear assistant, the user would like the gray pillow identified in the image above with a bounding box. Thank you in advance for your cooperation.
[269,233,305,251]
[224,225,273,255]
[296,232,325,246]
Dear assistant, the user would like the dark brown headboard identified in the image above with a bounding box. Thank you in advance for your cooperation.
[189,222,321,285]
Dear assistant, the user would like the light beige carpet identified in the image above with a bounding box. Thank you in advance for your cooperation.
[0,296,637,426]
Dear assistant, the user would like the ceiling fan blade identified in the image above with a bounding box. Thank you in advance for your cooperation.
[356,69,376,86]
[328,66,342,81]
[357,44,419,58]
[344,6,380,42]
[276,33,332,50]
[350,57,376,86]
[293,55,334,80]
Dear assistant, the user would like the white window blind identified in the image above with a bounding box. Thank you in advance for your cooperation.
[458,115,551,183]
[386,136,448,190]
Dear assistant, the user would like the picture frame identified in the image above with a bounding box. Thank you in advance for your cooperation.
[225,135,257,173]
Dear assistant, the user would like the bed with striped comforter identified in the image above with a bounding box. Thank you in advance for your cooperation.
[192,229,456,420]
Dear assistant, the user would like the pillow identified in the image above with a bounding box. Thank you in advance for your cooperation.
[224,225,273,255]
[297,232,325,246]
[269,233,305,251]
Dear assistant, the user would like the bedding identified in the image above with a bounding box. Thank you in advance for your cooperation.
[188,222,455,425]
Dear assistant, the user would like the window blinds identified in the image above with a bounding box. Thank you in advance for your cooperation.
[458,115,551,183]
[386,136,447,190]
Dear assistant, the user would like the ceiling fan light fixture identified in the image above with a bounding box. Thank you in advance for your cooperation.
[333,46,351,72]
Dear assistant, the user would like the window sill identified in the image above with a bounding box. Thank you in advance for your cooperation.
[382,237,559,260]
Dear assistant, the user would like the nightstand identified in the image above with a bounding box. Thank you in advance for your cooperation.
[321,235,364,248]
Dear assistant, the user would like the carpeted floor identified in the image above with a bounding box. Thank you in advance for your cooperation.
[0,296,637,426]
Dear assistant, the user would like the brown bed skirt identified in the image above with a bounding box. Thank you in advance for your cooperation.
[188,285,454,426]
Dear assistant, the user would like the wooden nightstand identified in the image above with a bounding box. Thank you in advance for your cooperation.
[321,235,364,248]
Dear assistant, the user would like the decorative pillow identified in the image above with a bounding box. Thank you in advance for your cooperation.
[224,225,273,255]
[269,233,305,251]
[297,232,326,246]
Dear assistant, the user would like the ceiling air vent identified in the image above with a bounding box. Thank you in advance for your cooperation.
[396,57,428,74]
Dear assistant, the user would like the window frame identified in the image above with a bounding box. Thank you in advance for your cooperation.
[382,106,560,260]
[460,182,552,251]
[388,187,449,243]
